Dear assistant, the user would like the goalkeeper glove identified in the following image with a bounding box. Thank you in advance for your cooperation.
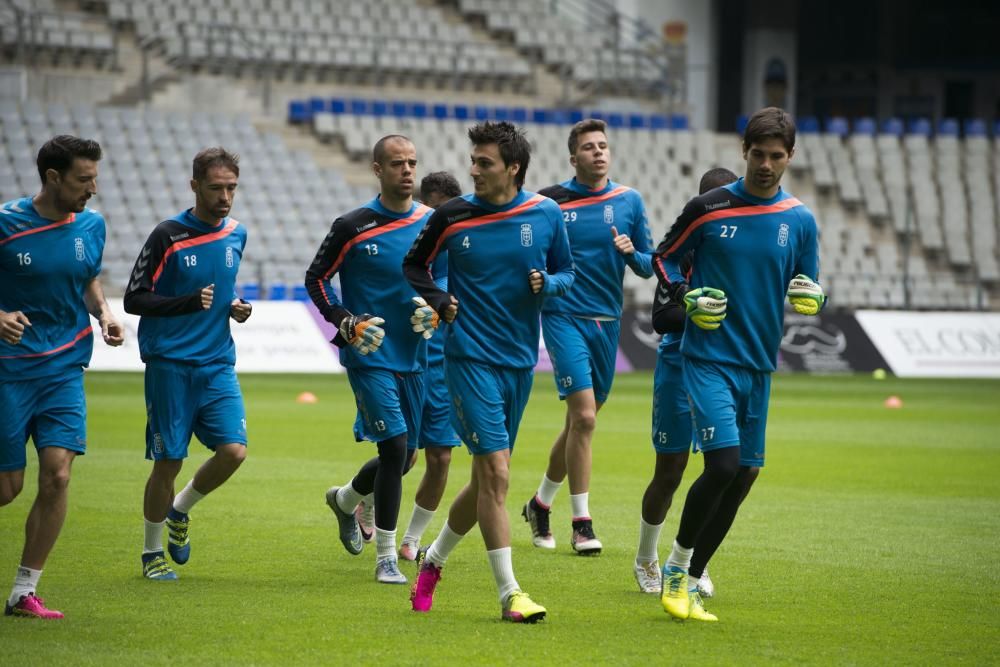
[787,275,825,315]
[410,297,439,339]
[338,314,385,355]
[684,287,727,331]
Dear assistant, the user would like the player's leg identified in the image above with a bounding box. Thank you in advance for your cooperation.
[400,445,452,560]
[6,372,86,618]
[0,469,24,507]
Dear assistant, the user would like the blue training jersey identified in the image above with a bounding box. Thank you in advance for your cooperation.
[540,178,653,318]
[403,190,575,369]
[426,251,448,366]
[305,197,432,373]
[0,197,105,379]
[654,178,820,372]
[123,209,247,366]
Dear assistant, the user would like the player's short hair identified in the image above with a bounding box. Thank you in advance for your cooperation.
[698,167,738,194]
[36,135,102,185]
[420,171,461,202]
[373,134,413,164]
[192,147,240,181]
[567,118,608,154]
[743,107,796,153]
[467,121,531,189]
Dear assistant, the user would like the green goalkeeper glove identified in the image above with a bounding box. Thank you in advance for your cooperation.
[338,314,385,355]
[684,287,727,331]
[787,275,825,315]
[410,297,439,339]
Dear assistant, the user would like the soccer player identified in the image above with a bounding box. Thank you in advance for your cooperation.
[398,171,463,561]
[124,147,252,582]
[403,121,574,623]
[307,135,433,584]
[653,107,824,622]
[1,135,124,619]
[634,167,742,597]
[523,118,654,555]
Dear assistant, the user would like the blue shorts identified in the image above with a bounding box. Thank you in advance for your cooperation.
[145,360,247,461]
[445,359,533,456]
[418,362,460,449]
[347,368,424,448]
[0,370,86,471]
[651,347,694,455]
[541,313,620,404]
[681,357,770,467]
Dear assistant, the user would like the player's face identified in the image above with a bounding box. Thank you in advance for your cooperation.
[50,158,98,215]
[374,139,417,201]
[470,142,518,204]
[192,165,238,220]
[743,137,793,197]
[571,131,610,183]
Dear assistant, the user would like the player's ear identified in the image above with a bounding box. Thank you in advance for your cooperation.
[569,154,577,168]
[508,161,520,180]
[189,178,198,193]
[45,167,61,186]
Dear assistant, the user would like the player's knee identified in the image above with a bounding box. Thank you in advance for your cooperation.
[569,409,597,434]
[217,444,247,468]
[426,447,452,474]
[38,467,71,498]
[703,448,741,483]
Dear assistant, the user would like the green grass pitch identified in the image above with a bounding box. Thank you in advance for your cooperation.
[2,371,998,665]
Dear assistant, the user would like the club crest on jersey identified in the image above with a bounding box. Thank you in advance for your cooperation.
[225,246,234,268]
[74,237,85,261]
[777,223,789,247]
[604,204,614,224]
[520,223,533,247]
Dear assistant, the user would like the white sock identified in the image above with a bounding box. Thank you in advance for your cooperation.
[375,528,397,561]
[666,539,694,571]
[9,566,41,606]
[570,492,590,520]
[426,521,464,568]
[636,517,663,564]
[402,504,435,545]
[172,480,205,515]
[486,547,519,603]
[143,518,165,554]
[535,475,562,508]
[335,483,364,514]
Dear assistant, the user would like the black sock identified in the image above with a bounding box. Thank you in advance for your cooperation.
[689,466,759,578]
[372,434,409,531]
[674,447,741,549]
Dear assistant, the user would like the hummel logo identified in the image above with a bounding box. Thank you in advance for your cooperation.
[170,232,190,242]
[656,286,672,305]
[447,212,472,223]
[356,221,377,233]
[705,201,731,211]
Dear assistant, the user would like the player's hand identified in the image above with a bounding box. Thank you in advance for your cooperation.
[230,298,252,323]
[440,295,459,324]
[787,275,825,315]
[684,287,727,330]
[200,284,215,310]
[100,313,125,346]
[611,226,635,255]
[528,268,545,294]
[339,314,385,355]
[410,297,438,339]
[0,310,31,345]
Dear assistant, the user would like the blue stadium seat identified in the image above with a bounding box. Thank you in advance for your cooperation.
[292,284,309,301]
[453,105,470,120]
[431,104,448,120]
[371,100,388,117]
[650,114,669,130]
[309,97,328,115]
[628,114,646,129]
[669,114,689,130]
[330,98,347,114]
[735,114,749,134]
[589,110,606,122]
[796,116,820,133]
[607,113,625,128]
[937,118,959,136]
[963,118,987,137]
[473,106,490,121]
[349,99,368,115]
[824,116,849,136]
[411,102,428,118]
[906,117,932,136]
[269,283,288,300]
[853,117,877,135]
[510,107,528,123]
[568,109,584,124]
[240,283,261,300]
[881,117,904,136]
[493,106,510,121]
[288,100,309,124]
[532,108,552,124]
[390,101,408,117]
[552,109,571,124]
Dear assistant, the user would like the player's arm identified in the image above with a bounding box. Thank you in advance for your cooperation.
[123,226,210,317]
[530,207,575,296]
[787,212,826,315]
[616,194,654,278]
[230,231,252,323]
[84,277,124,345]
[650,253,691,334]
[403,210,457,321]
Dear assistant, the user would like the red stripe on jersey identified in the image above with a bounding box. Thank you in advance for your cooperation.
[431,194,546,261]
[0,325,92,359]
[151,219,239,286]
[0,213,76,246]
[663,198,802,255]
[323,204,430,281]
[557,186,631,211]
